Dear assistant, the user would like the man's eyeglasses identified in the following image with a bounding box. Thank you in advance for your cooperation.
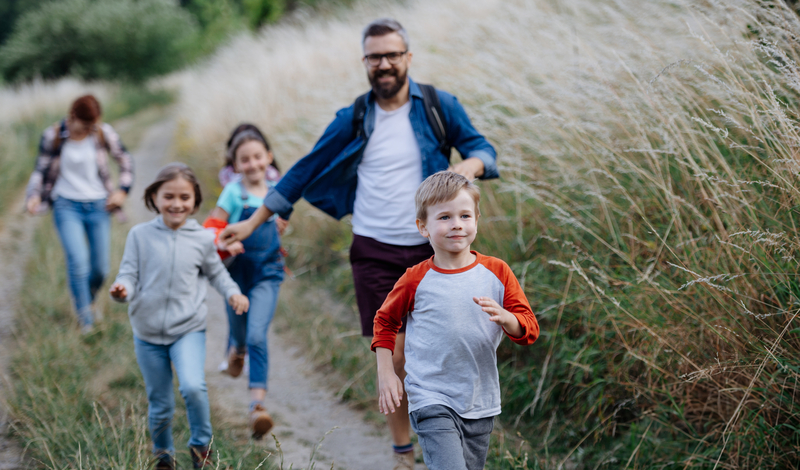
[363,50,408,67]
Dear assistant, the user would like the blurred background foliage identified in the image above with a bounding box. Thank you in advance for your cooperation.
[0,0,353,83]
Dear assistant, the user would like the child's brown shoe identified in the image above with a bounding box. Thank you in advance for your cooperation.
[190,445,212,469]
[249,403,274,439]
[227,347,246,378]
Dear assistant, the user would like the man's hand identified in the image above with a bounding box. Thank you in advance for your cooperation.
[219,219,256,247]
[106,189,127,211]
[26,195,41,215]
[109,283,128,300]
[449,157,485,181]
[376,347,404,415]
[220,205,275,246]
[473,296,523,337]
[228,294,250,315]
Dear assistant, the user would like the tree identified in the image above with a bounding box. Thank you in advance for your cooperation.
[0,0,200,83]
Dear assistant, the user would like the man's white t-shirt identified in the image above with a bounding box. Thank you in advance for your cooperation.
[52,136,107,201]
[351,100,427,246]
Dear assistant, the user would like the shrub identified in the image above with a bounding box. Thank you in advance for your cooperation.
[0,0,199,83]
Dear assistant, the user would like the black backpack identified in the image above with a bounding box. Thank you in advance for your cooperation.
[351,83,451,158]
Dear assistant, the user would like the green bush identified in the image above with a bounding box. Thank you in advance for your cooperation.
[0,0,200,83]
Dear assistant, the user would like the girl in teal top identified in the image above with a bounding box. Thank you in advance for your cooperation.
[208,124,286,439]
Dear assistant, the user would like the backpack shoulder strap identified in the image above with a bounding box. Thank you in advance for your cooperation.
[351,92,370,140]
[418,84,451,158]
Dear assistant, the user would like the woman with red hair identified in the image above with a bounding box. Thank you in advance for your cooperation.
[25,94,134,333]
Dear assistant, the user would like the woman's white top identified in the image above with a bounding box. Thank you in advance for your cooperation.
[52,136,108,201]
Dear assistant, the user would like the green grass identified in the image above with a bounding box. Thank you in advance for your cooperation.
[6,218,278,470]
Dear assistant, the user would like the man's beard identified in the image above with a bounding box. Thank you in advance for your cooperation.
[369,67,407,100]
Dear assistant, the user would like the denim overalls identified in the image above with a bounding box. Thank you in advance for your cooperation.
[226,182,284,390]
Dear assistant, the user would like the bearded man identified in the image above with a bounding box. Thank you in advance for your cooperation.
[220,18,497,469]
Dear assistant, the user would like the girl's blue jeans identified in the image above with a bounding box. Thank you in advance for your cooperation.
[51,197,110,326]
[134,331,212,455]
[226,279,281,390]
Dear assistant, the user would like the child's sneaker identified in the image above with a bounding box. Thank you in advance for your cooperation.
[249,403,274,439]
[392,450,415,470]
[227,347,246,378]
[190,445,212,469]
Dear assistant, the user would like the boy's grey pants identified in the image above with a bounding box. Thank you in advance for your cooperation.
[409,404,494,470]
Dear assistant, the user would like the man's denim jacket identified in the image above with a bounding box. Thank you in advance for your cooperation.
[264,79,498,220]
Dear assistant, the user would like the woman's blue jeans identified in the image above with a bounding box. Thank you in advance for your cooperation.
[226,279,280,390]
[134,331,212,454]
[51,197,110,326]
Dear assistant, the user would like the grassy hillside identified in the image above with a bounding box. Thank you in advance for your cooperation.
[175,0,800,467]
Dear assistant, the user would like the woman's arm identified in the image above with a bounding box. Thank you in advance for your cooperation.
[102,124,133,210]
[102,124,134,193]
[25,123,60,213]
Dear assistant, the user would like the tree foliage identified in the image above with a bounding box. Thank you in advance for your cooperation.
[0,0,199,83]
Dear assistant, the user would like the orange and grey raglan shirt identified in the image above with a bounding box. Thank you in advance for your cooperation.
[371,251,539,419]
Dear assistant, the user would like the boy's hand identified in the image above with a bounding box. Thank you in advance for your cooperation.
[473,296,523,337]
[228,294,249,315]
[109,283,127,300]
[222,240,245,256]
[376,348,404,415]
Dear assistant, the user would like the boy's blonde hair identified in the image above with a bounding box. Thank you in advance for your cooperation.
[415,171,481,222]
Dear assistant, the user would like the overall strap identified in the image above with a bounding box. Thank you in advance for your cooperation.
[238,180,249,207]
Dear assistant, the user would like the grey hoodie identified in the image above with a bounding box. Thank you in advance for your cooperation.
[112,216,241,345]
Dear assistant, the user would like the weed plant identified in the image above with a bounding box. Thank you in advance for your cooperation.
[176,0,800,467]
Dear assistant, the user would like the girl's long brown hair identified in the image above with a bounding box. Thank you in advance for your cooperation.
[143,163,203,213]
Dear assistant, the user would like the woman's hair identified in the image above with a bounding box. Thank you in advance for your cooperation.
[70,95,102,123]
[143,163,203,213]
[224,123,280,172]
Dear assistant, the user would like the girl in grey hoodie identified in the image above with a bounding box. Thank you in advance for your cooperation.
[110,163,249,470]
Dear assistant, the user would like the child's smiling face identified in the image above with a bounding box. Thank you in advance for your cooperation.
[234,140,272,185]
[417,188,478,257]
[154,176,196,230]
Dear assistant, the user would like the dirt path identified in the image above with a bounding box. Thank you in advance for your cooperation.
[126,114,409,469]
[0,195,40,469]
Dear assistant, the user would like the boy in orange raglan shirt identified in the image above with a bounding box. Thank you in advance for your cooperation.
[372,171,539,470]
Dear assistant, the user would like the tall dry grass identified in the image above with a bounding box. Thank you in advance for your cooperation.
[177,0,800,467]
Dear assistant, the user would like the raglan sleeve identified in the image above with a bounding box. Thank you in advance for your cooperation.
[371,271,418,354]
[500,262,539,345]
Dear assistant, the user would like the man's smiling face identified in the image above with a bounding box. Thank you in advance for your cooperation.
[363,32,412,100]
